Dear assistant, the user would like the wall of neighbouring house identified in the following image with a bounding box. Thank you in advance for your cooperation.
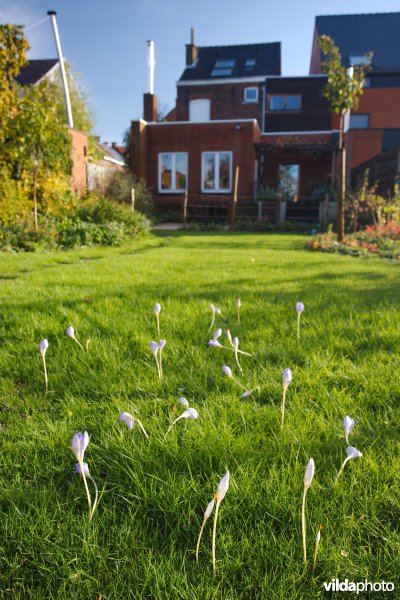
[176,83,264,123]
[68,128,89,194]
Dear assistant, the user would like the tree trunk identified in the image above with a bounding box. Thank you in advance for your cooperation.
[33,162,38,233]
[337,112,346,242]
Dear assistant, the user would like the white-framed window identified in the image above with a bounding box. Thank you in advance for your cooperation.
[201,152,232,193]
[349,54,371,66]
[158,153,188,193]
[244,87,259,103]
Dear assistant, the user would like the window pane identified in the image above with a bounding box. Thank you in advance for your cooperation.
[214,60,235,68]
[278,164,299,200]
[269,96,284,110]
[286,95,301,110]
[350,114,369,129]
[245,88,258,102]
[203,154,215,190]
[211,68,233,77]
[175,154,187,190]
[160,154,172,190]
[218,153,231,190]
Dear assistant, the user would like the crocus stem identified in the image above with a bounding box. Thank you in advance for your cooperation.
[335,457,350,483]
[154,355,161,380]
[281,387,287,429]
[208,313,215,332]
[137,418,149,439]
[164,415,183,440]
[297,314,301,340]
[156,314,160,336]
[302,486,308,563]
[212,500,220,576]
[313,531,321,572]
[79,458,92,519]
[159,350,163,378]
[219,344,251,356]
[42,354,48,393]
[232,376,247,391]
[237,307,240,324]
[234,348,242,373]
[88,475,99,519]
[73,336,85,351]
[196,518,207,563]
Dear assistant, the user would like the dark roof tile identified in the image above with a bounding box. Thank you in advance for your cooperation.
[16,59,59,86]
[180,42,281,81]
[316,13,400,72]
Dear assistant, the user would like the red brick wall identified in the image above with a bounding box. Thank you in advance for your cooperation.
[347,129,383,168]
[176,83,263,123]
[136,120,260,208]
[259,133,333,198]
[68,128,88,194]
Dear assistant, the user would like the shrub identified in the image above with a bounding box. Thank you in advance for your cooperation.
[105,171,155,216]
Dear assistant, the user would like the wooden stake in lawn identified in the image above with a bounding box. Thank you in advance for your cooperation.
[183,189,188,226]
[131,188,135,212]
[230,166,239,227]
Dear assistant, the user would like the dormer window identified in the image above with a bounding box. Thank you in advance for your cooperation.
[349,54,371,66]
[245,58,256,69]
[211,60,235,77]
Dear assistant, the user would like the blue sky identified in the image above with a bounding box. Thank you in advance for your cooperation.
[1,0,399,143]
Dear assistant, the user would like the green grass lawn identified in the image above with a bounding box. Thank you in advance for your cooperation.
[0,232,399,599]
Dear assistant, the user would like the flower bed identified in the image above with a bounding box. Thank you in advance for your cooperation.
[306,224,400,260]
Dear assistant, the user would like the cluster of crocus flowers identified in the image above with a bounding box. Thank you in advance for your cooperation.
[39,339,49,392]
[208,331,251,370]
[153,303,161,335]
[149,339,166,379]
[296,302,304,340]
[302,458,315,563]
[164,407,199,440]
[196,471,230,575]
[66,325,84,351]
[71,431,99,520]
[208,303,222,332]
[281,368,292,428]
[221,365,258,398]
[118,412,149,438]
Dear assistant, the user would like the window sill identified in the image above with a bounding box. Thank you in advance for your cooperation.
[201,189,232,194]
[158,190,186,194]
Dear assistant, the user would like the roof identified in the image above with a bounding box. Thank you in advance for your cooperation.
[16,59,59,86]
[179,42,281,81]
[315,13,400,72]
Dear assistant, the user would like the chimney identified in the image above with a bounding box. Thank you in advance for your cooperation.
[143,92,157,122]
[185,28,198,66]
[143,40,157,122]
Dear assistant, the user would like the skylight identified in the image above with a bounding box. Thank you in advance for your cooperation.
[211,59,235,77]
[245,58,256,68]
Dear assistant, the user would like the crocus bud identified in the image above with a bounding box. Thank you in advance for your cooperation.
[66,326,75,338]
[118,412,135,430]
[236,298,241,307]
[241,389,253,399]
[71,431,89,463]
[282,368,292,389]
[149,341,159,355]
[343,416,355,438]
[296,302,305,315]
[222,366,232,378]
[40,339,49,357]
[177,397,189,408]
[304,458,315,489]
[181,408,199,420]
[210,304,215,313]
[153,303,161,315]
[213,328,222,340]
[232,337,239,350]
[208,339,222,348]
[159,339,166,349]
[204,498,215,520]
[346,446,363,460]
[75,462,90,476]
[215,307,222,315]
[226,330,233,346]
[215,471,229,502]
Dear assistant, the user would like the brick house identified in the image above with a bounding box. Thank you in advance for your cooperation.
[130,12,400,222]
